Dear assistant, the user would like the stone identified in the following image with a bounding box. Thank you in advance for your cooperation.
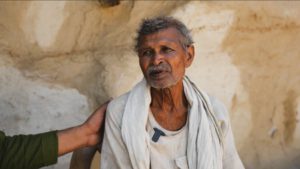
[0,1,300,169]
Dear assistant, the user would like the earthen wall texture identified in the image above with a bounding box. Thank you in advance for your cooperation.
[0,1,299,169]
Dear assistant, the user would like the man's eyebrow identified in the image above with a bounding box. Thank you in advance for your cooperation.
[137,47,153,53]
[138,46,152,50]
[143,39,179,46]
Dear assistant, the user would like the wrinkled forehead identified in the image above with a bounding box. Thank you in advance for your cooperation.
[138,27,184,47]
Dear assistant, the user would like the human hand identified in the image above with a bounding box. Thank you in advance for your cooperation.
[83,101,109,148]
[57,101,109,156]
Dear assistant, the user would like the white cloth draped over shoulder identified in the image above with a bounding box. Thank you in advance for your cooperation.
[100,76,245,169]
[121,76,223,169]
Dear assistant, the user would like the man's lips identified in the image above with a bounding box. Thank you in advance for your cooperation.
[147,63,171,80]
[149,70,168,79]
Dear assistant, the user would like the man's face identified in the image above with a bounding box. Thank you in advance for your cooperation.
[138,27,194,89]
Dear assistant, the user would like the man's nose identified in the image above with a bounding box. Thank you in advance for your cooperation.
[152,53,164,65]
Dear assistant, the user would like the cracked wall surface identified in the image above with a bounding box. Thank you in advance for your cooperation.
[0,1,299,169]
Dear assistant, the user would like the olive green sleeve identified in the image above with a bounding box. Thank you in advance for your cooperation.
[0,130,58,169]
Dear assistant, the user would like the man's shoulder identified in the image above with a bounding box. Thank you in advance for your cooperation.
[207,95,230,135]
[208,96,229,120]
[106,92,130,126]
[108,92,130,113]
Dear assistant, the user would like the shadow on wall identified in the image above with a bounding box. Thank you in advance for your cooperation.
[221,2,300,169]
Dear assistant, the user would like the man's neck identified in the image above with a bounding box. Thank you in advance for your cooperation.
[150,80,188,131]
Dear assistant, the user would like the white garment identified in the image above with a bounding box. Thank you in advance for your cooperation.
[147,111,188,169]
[100,77,245,169]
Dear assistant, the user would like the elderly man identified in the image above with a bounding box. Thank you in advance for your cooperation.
[100,16,244,169]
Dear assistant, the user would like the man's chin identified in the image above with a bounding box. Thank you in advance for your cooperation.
[146,76,182,89]
[149,81,177,89]
[150,85,167,89]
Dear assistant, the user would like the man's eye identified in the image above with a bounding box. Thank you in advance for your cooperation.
[142,50,154,57]
[162,46,173,53]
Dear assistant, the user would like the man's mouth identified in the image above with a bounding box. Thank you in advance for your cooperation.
[147,63,171,80]
[149,70,167,79]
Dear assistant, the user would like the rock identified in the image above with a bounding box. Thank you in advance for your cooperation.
[0,1,299,169]
[0,66,89,169]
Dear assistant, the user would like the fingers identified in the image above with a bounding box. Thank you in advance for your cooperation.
[95,99,111,152]
[88,100,110,121]
[98,107,106,151]
[84,99,111,148]
[96,101,109,115]
[95,99,112,116]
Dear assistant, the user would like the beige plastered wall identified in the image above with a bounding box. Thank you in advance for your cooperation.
[0,1,299,169]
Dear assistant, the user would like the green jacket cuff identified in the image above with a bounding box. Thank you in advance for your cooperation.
[41,131,58,166]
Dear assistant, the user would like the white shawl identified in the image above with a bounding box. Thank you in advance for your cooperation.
[121,76,223,169]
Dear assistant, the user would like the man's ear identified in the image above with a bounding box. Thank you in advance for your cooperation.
[185,45,195,68]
